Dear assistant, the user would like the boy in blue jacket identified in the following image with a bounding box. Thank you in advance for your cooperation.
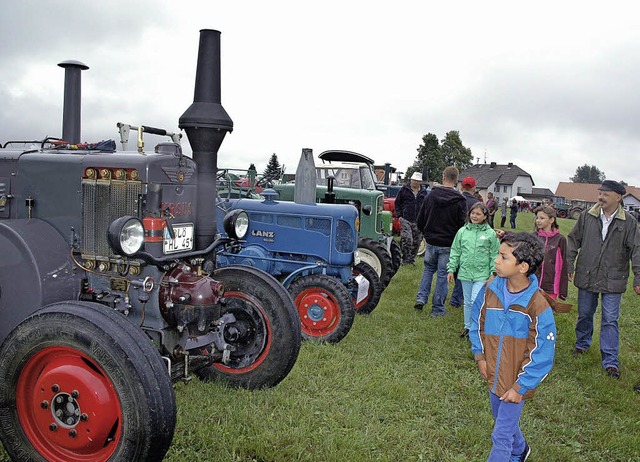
[470,233,557,461]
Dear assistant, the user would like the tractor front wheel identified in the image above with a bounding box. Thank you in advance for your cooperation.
[289,274,355,343]
[358,237,394,287]
[351,262,383,315]
[196,266,302,390]
[0,302,176,462]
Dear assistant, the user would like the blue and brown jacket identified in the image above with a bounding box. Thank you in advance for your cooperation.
[469,275,557,399]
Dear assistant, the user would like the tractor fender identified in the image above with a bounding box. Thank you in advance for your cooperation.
[0,219,77,344]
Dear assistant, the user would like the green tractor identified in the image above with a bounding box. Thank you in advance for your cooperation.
[274,150,399,287]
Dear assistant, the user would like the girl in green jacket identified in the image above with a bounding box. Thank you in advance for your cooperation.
[447,202,500,338]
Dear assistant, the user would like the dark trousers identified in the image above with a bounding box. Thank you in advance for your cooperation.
[500,215,507,227]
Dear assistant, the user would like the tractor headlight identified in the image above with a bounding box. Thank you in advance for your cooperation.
[223,209,249,239]
[108,216,144,256]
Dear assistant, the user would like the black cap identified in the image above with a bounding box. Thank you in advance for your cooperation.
[598,180,626,195]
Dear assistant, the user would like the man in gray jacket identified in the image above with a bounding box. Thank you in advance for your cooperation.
[566,180,640,379]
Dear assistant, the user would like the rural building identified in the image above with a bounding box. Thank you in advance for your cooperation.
[555,182,640,213]
[458,162,533,203]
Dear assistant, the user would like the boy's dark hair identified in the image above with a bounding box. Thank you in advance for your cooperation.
[501,232,544,276]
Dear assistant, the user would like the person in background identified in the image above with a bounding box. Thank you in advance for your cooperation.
[447,202,500,338]
[451,177,480,308]
[414,166,467,317]
[509,199,518,229]
[500,197,508,228]
[395,172,428,265]
[497,205,569,301]
[566,180,640,379]
[461,177,480,211]
[470,233,556,462]
[533,205,568,300]
[486,192,498,228]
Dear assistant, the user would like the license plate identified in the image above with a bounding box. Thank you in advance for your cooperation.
[163,223,194,254]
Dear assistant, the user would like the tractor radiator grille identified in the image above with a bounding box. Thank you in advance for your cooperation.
[305,217,330,236]
[335,219,354,253]
[81,178,141,258]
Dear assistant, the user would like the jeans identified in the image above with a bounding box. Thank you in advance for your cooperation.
[461,280,486,330]
[416,244,450,315]
[450,278,464,307]
[575,289,622,369]
[509,215,516,229]
[488,392,526,461]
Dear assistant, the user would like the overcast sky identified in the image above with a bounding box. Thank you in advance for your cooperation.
[1,1,639,192]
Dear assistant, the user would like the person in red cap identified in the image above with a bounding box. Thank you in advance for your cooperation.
[460,176,479,212]
[567,179,640,380]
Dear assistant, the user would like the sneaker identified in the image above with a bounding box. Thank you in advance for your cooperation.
[634,384,640,393]
[509,442,531,461]
[606,366,621,379]
[460,328,469,338]
[414,302,424,310]
[572,347,586,357]
[430,311,450,318]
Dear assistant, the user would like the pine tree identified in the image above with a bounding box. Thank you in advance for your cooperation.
[263,153,282,180]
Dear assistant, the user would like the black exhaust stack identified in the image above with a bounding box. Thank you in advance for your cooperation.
[179,29,234,250]
[58,60,89,144]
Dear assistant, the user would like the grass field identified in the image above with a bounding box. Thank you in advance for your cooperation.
[2,212,640,461]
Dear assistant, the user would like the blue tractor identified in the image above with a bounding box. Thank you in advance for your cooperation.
[215,187,383,343]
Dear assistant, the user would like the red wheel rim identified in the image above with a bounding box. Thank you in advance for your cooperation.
[295,287,341,337]
[16,346,122,462]
[212,290,272,374]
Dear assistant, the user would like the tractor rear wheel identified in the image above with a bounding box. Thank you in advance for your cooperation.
[557,209,568,219]
[358,237,394,287]
[570,208,583,220]
[389,238,402,274]
[196,266,301,390]
[0,302,176,462]
[289,274,355,343]
[351,262,383,315]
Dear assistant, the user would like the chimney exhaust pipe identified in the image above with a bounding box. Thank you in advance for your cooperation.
[179,29,233,250]
[58,60,89,144]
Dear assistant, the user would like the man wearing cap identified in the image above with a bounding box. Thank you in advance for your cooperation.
[566,180,640,379]
[395,172,429,265]
[461,176,480,211]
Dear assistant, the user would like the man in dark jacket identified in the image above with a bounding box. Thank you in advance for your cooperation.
[395,172,429,265]
[460,176,480,211]
[415,166,467,317]
[567,180,640,379]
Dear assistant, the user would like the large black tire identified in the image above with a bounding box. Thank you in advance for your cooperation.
[350,262,383,315]
[196,266,301,390]
[289,274,355,344]
[358,237,394,287]
[557,209,568,219]
[0,302,176,462]
[389,238,402,274]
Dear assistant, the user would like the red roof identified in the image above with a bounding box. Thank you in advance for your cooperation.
[555,182,640,202]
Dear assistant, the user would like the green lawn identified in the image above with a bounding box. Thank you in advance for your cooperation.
[2,212,639,461]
